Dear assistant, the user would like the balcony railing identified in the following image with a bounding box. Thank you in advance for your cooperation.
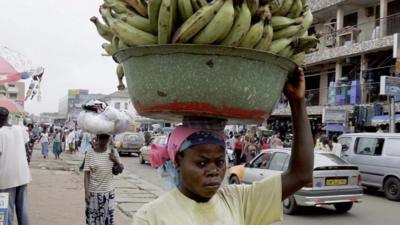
[317,13,400,49]
[275,81,396,110]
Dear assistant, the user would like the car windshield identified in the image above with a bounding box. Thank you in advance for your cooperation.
[126,134,142,142]
[315,153,348,167]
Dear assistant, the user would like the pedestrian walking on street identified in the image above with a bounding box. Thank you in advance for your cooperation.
[66,129,75,153]
[52,129,62,159]
[233,133,243,165]
[134,69,314,225]
[331,136,342,157]
[75,128,82,152]
[0,107,32,225]
[39,129,49,159]
[25,123,36,164]
[84,134,124,225]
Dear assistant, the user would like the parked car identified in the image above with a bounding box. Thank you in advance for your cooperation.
[139,135,168,164]
[114,132,145,155]
[339,133,400,201]
[228,149,363,214]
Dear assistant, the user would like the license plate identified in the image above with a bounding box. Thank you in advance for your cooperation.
[325,178,348,186]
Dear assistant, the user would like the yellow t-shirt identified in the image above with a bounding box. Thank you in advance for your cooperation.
[133,175,282,225]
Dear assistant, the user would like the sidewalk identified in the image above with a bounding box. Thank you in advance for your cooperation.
[28,147,165,223]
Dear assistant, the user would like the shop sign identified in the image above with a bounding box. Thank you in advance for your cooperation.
[322,108,347,124]
[380,76,400,96]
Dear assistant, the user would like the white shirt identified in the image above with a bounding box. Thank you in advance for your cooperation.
[332,142,342,157]
[40,133,49,143]
[67,132,75,144]
[0,125,32,189]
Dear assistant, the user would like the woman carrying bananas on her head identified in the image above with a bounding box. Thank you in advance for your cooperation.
[133,69,314,225]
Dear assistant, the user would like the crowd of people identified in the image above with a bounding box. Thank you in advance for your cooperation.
[24,124,95,161]
[0,106,125,225]
[225,130,286,166]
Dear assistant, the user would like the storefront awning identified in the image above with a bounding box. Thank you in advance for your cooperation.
[371,114,400,126]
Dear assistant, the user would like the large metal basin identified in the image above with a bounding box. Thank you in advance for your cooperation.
[114,45,296,124]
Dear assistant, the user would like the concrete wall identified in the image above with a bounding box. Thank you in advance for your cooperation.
[306,35,394,65]
[308,0,347,12]
[106,97,137,117]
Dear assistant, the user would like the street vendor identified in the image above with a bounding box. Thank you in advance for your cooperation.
[133,68,314,225]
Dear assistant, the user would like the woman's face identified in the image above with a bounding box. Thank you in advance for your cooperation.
[176,144,226,202]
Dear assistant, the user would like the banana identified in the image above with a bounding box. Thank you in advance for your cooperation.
[116,64,126,90]
[192,0,235,44]
[197,0,208,7]
[90,16,114,42]
[272,24,303,40]
[148,0,162,34]
[239,20,264,48]
[255,23,274,50]
[103,9,157,46]
[271,16,302,30]
[118,39,130,49]
[115,13,155,34]
[276,0,294,16]
[99,4,113,22]
[292,36,319,53]
[287,0,302,18]
[123,0,148,17]
[247,0,259,16]
[101,35,120,55]
[269,0,284,14]
[104,0,131,14]
[221,0,251,46]
[255,4,272,21]
[191,0,201,11]
[158,0,177,44]
[177,0,194,21]
[277,45,294,58]
[299,8,313,35]
[172,0,225,43]
[102,43,117,55]
[268,38,292,54]
[291,51,305,66]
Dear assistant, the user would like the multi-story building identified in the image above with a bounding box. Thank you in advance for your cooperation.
[273,0,400,132]
[100,90,137,118]
[0,82,25,106]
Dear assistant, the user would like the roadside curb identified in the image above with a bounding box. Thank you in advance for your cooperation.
[114,173,165,218]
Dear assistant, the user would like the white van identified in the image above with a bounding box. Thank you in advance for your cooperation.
[338,133,400,201]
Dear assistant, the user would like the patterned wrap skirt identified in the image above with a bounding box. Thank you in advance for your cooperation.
[86,191,115,225]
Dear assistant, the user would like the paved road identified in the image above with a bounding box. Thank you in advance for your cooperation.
[121,155,400,225]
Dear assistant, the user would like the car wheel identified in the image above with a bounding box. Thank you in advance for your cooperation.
[229,175,240,185]
[384,177,400,201]
[283,196,298,215]
[334,202,353,213]
[139,154,145,164]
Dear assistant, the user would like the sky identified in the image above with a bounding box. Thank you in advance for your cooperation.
[0,0,118,114]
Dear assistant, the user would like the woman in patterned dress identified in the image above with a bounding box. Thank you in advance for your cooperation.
[83,134,124,225]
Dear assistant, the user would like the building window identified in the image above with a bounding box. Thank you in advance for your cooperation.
[8,93,17,99]
[124,102,128,110]
[355,138,384,156]
[115,102,121,109]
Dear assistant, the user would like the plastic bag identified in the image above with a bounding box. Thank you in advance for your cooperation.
[77,104,133,135]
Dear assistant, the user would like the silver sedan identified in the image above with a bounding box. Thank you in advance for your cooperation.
[228,149,363,214]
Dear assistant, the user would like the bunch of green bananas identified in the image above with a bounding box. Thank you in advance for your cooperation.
[90,0,319,88]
